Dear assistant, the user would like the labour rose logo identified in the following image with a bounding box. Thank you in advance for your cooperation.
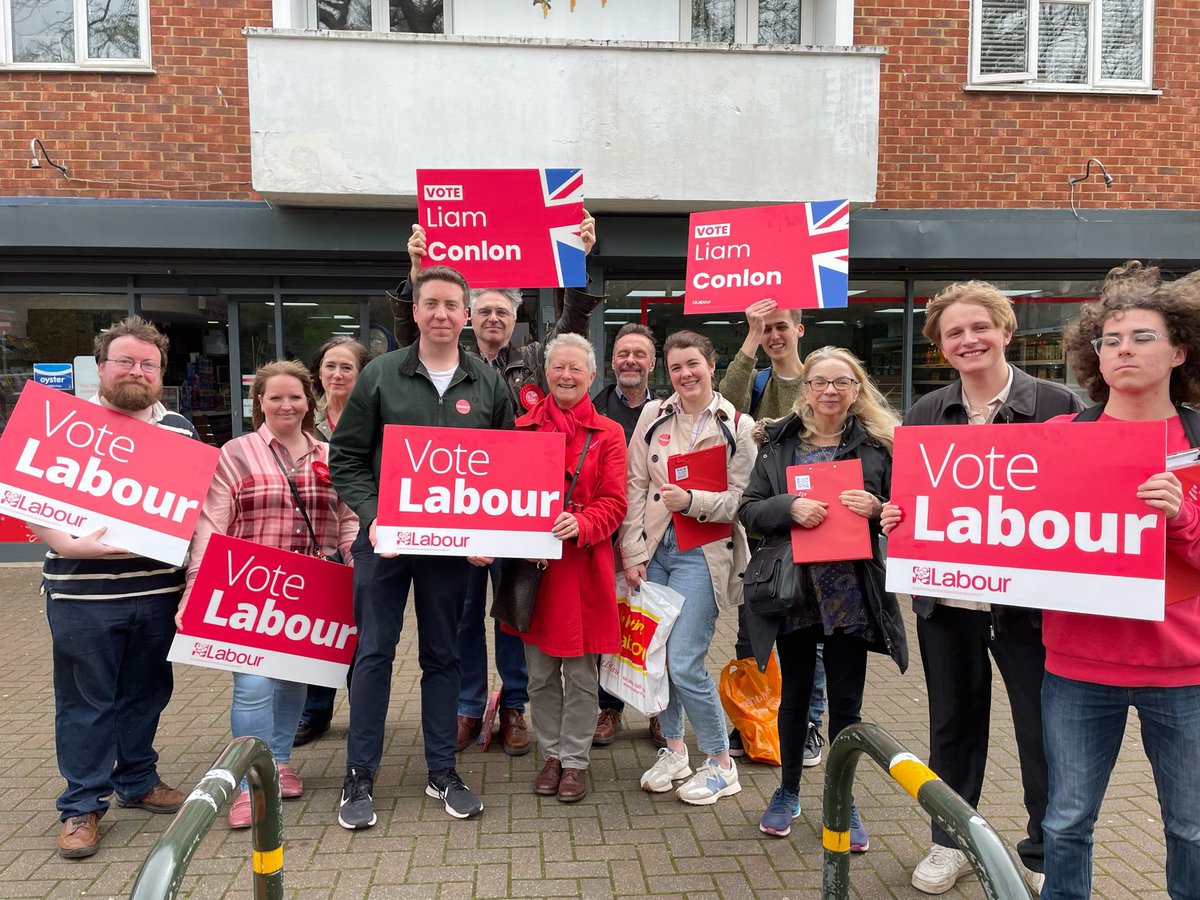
[2,491,20,507]
[311,461,331,486]
[397,531,414,546]
[519,384,544,411]
[912,565,933,585]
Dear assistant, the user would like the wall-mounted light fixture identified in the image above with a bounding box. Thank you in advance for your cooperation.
[29,138,69,178]
[1068,158,1114,222]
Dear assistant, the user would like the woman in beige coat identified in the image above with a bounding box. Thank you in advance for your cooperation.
[619,330,755,805]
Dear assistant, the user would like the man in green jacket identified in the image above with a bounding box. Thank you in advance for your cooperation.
[330,265,514,829]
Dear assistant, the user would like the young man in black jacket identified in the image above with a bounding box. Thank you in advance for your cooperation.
[884,281,1083,895]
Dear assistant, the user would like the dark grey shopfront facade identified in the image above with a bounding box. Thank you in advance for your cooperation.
[2,199,1198,555]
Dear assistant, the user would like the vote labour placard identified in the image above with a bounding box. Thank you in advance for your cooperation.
[416,168,586,289]
[375,425,566,558]
[683,200,849,314]
[885,421,1168,621]
[0,381,218,565]
[169,534,356,689]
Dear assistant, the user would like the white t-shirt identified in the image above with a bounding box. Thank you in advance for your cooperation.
[426,365,456,397]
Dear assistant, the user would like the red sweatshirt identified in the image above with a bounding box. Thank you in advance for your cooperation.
[1042,414,1200,687]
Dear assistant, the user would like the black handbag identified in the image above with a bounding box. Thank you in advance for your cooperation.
[491,430,593,633]
[742,538,807,616]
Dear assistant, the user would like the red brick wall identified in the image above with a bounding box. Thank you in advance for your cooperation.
[859,0,1200,208]
[0,2,269,200]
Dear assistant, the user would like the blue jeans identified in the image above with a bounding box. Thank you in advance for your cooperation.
[457,559,528,716]
[47,593,177,820]
[346,532,469,777]
[231,673,306,786]
[1042,673,1200,900]
[646,526,729,758]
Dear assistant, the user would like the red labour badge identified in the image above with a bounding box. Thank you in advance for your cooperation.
[519,384,544,411]
[311,461,332,486]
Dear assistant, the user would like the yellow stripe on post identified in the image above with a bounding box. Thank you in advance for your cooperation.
[822,827,850,853]
[252,845,283,875]
[889,752,938,801]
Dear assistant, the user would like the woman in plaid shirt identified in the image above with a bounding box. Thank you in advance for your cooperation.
[180,360,358,828]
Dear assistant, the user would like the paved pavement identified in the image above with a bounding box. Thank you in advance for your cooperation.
[0,564,1169,898]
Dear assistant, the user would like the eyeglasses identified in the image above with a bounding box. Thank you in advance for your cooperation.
[473,306,514,320]
[1091,331,1166,354]
[804,377,859,392]
[105,357,161,374]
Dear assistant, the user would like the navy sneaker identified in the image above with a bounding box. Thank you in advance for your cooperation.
[338,767,376,830]
[727,728,745,758]
[849,800,869,852]
[759,786,802,837]
[426,769,483,819]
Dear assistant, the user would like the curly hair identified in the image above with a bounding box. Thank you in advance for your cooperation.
[1063,261,1200,405]
[251,360,318,435]
[793,346,900,452]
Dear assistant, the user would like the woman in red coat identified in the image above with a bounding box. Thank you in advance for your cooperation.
[508,333,628,803]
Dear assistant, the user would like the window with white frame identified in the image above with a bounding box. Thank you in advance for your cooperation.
[2,0,150,68]
[971,0,1153,90]
[314,0,444,33]
[688,0,807,45]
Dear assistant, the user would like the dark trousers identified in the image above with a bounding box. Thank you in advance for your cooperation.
[346,533,469,778]
[917,606,1047,873]
[775,626,867,792]
[735,602,826,727]
[47,593,177,820]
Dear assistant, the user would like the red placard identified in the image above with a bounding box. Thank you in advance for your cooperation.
[1167,463,1200,605]
[667,445,732,550]
[683,200,848,313]
[787,459,872,563]
[0,381,218,565]
[416,168,586,289]
[375,425,566,558]
[169,534,355,689]
[885,421,1167,621]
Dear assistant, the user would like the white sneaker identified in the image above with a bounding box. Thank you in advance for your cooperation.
[912,844,973,894]
[640,747,691,793]
[1025,868,1045,893]
[676,758,742,806]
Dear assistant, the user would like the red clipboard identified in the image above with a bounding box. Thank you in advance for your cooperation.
[787,459,872,563]
[668,444,733,551]
[1166,462,1200,605]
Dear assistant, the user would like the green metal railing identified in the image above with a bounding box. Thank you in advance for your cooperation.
[821,723,1033,900]
[130,737,284,900]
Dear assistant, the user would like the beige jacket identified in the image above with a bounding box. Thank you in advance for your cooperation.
[619,392,755,611]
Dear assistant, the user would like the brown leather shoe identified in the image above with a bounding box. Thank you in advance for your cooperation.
[557,767,588,803]
[649,715,667,748]
[593,708,622,746]
[456,715,481,752]
[119,781,186,814]
[58,813,100,859]
[499,709,531,756]
[534,757,562,795]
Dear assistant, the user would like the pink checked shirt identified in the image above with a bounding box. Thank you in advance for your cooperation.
[185,425,358,597]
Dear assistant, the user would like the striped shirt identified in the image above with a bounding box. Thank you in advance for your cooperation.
[42,401,200,602]
[184,425,358,599]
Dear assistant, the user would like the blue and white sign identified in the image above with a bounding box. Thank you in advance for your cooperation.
[33,363,73,391]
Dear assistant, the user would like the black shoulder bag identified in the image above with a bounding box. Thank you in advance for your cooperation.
[267,443,344,564]
[491,430,594,633]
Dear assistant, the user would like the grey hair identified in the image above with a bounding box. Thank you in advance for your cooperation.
[545,333,597,375]
[469,288,523,314]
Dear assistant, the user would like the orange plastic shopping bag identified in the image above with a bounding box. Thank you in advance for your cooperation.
[718,655,781,765]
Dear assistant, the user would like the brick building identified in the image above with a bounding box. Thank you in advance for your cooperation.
[1,0,1198,555]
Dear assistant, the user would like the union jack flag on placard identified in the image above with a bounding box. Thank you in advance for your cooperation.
[416,168,586,289]
[684,199,849,313]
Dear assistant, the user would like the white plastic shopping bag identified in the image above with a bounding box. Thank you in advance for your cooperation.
[599,576,686,716]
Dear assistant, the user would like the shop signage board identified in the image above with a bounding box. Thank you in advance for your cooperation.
[170,534,355,689]
[375,425,566,558]
[0,381,219,565]
[885,421,1167,621]
[684,200,849,313]
[415,168,586,288]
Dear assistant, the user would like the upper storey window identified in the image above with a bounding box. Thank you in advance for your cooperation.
[690,0,804,44]
[315,0,444,33]
[2,0,151,69]
[971,0,1153,91]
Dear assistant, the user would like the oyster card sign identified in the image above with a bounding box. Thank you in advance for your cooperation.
[885,421,1168,621]
[0,381,218,565]
[375,425,566,558]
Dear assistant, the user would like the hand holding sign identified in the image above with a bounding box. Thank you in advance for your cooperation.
[1139,471,1184,518]
[790,497,828,527]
